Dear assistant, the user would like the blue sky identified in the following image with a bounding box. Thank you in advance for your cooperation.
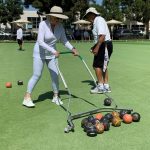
[96,0,103,5]
[25,0,103,11]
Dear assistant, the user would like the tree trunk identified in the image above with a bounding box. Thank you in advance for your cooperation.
[145,21,149,39]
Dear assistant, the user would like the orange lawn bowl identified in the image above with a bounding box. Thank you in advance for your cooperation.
[5,82,12,88]
[123,114,133,124]
[95,113,103,120]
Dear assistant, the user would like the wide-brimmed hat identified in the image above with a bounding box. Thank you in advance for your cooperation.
[83,7,100,18]
[46,6,68,20]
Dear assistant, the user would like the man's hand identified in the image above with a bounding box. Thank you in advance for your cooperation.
[92,46,99,55]
[91,35,105,55]
[91,44,99,55]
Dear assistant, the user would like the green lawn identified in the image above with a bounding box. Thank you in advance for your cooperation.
[0,41,150,150]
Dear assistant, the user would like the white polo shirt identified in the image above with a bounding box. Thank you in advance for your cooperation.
[92,16,111,44]
[33,20,74,59]
[17,28,23,40]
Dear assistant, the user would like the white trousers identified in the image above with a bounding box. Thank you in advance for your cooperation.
[26,58,59,94]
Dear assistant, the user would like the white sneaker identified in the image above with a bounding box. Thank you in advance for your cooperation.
[90,85,104,94]
[22,98,35,108]
[104,84,111,93]
[52,96,63,105]
[104,86,111,93]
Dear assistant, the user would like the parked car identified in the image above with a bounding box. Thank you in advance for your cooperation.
[0,30,12,40]
[23,31,33,40]
[132,30,144,37]
[11,31,33,40]
[113,29,134,40]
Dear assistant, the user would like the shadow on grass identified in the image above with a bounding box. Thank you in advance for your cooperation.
[81,80,96,89]
[33,90,68,103]
[33,89,97,108]
[60,93,97,114]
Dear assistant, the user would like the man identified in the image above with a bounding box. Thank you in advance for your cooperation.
[84,7,113,93]
[16,23,23,50]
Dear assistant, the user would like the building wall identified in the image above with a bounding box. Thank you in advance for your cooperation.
[20,10,45,31]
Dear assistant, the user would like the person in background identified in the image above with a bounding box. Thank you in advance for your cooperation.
[83,30,90,41]
[22,6,78,108]
[84,7,113,94]
[16,23,23,50]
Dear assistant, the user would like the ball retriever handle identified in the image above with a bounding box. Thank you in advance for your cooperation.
[60,51,83,60]
[60,51,72,54]
[60,51,97,84]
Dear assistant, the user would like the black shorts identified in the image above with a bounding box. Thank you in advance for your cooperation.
[93,41,113,68]
[17,39,23,45]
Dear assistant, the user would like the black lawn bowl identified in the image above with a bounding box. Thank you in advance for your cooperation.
[104,98,112,106]
[126,109,132,114]
[17,80,23,85]
[86,123,97,137]
[104,113,113,123]
[132,112,141,122]
[101,119,110,131]
[81,118,89,128]
[119,109,128,119]
[100,116,109,123]
[87,115,95,124]
[84,122,92,132]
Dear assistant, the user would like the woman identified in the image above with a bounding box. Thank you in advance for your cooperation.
[84,7,113,94]
[23,6,78,107]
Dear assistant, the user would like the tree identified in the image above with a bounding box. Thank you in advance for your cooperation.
[24,0,91,22]
[142,0,150,39]
[101,0,123,21]
[120,0,144,21]
[0,0,23,24]
[6,0,23,22]
[121,0,150,39]
[0,3,9,24]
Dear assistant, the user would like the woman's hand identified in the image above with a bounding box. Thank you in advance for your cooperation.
[72,48,79,56]
[54,51,60,57]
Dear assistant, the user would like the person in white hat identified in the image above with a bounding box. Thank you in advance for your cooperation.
[22,6,78,107]
[84,7,113,94]
[16,23,23,50]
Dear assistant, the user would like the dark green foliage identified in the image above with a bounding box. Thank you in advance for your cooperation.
[24,0,90,22]
[101,0,123,21]
[120,0,150,38]
[0,0,23,24]
[0,3,8,24]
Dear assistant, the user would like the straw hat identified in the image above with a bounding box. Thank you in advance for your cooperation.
[83,7,100,18]
[46,6,68,20]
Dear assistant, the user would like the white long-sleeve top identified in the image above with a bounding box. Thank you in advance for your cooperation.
[33,19,74,59]
[17,28,23,40]
[92,16,111,44]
